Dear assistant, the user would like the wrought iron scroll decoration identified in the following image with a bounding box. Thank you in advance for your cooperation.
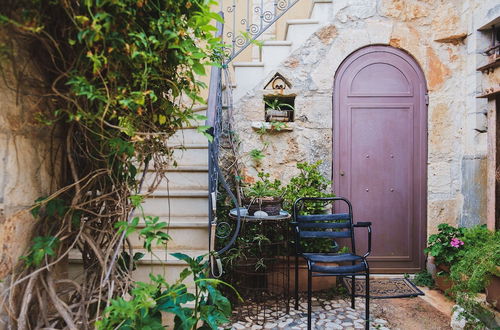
[223,0,301,64]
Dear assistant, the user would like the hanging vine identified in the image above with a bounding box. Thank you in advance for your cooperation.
[0,0,223,328]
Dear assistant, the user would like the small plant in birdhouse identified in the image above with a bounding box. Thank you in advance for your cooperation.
[264,98,294,122]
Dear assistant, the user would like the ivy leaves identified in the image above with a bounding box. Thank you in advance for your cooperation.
[21,236,60,267]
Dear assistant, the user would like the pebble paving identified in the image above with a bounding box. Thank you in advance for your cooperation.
[225,297,390,330]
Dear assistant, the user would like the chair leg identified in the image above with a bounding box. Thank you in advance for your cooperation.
[307,269,312,330]
[295,255,299,310]
[365,272,370,330]
[351,275,355,309]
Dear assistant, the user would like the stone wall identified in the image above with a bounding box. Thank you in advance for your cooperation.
[0,41,62,279]
[233,0,498,236]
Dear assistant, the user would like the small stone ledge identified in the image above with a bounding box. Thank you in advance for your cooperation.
[251,121,294,132]
[434,33,468,45]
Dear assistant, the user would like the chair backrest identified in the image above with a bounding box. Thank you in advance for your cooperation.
[293,197,356,254]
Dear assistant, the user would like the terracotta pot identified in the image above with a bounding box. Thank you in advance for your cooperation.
[267,259,337,294]
[245,197,283,216]
[486,273,500,311]
[435,264,454,293]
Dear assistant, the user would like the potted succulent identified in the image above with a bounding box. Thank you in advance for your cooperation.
[243,171,283,216]
[264,98,294,122]
[424,223,466,292]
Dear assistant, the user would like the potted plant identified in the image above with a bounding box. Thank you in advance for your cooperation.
[449,226,500,312]
[243,171,283,216]
[264,98,294,122]
[424,223,466,292]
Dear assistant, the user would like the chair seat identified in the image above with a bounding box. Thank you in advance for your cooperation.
[310,262,366,273]
[301,253,366,274]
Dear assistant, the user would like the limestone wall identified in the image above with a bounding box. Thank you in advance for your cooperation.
[233,0,499,236]
[0,44,62,278]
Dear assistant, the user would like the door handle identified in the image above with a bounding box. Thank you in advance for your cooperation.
[340,170,345,176]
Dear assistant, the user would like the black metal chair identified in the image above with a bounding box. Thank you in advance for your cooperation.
[292,197,372,330]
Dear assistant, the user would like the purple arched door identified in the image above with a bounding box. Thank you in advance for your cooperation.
[334,46,427,273]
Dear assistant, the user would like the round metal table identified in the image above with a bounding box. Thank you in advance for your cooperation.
[228,208,291,324]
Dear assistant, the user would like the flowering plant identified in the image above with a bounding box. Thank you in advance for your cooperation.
[425,223,465,266]
[450,237,464,248]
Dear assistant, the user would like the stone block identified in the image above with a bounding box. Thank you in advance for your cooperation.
[333,0,377,23]
[427,198,460,237]
[379,0,432,21]
[365,19,393,44]
[428,161,452,195]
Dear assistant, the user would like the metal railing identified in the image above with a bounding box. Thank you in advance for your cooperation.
[207,14,242,275]
[207,1,302,274]
[221,0,301,63]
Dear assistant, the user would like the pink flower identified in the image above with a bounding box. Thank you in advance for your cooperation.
[450,238,464,248]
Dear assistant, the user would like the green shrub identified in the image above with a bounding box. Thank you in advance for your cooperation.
[412,270,435,288]
[96,253,239,330]
[282,161,335,253]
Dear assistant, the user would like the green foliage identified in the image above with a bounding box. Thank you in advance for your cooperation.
[249,149,265,162]
[0,0,225,327]
[412,271,435,289]
[425,224,499,328]
[424,223,466,266]
[243,171,282,198]
[450,226,499,299]
[21,236,60,267]
[282,161,334,253]
[31,197,68,219]
[115,216,170,252]
[282,161,334,213]
[97,254,237,330]
[264,99,294,111]
[270,121,287,131]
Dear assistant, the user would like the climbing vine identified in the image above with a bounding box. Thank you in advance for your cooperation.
[0,0,222,328]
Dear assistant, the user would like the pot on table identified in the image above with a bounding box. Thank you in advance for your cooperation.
[245,197,283,216]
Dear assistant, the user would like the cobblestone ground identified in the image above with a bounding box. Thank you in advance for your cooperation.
[226,297,390,330]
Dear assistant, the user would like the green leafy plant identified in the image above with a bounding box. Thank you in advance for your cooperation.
[97,253,240,330]
[243,171,282,199]
[448,226,500,327]
[424,223,466,266]
[20,236,60,267]
[282,161,333,213]
[412,270,435,288]
[264,98,294,112]
[282,161,334,253]
[249,148,265,162]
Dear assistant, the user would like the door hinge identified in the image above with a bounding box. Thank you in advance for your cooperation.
[425,93,429,105]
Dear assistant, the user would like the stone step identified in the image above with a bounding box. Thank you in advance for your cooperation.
[142,169,208,191]
[170,146,208,167]
[142,191,209,218]
[285,19,320,51]
[310,0,332,23]
[262,41,293,74]
[68,249,208,289]
[129,220,208,251]
[232,61,265,101]
[168,128,210,147]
